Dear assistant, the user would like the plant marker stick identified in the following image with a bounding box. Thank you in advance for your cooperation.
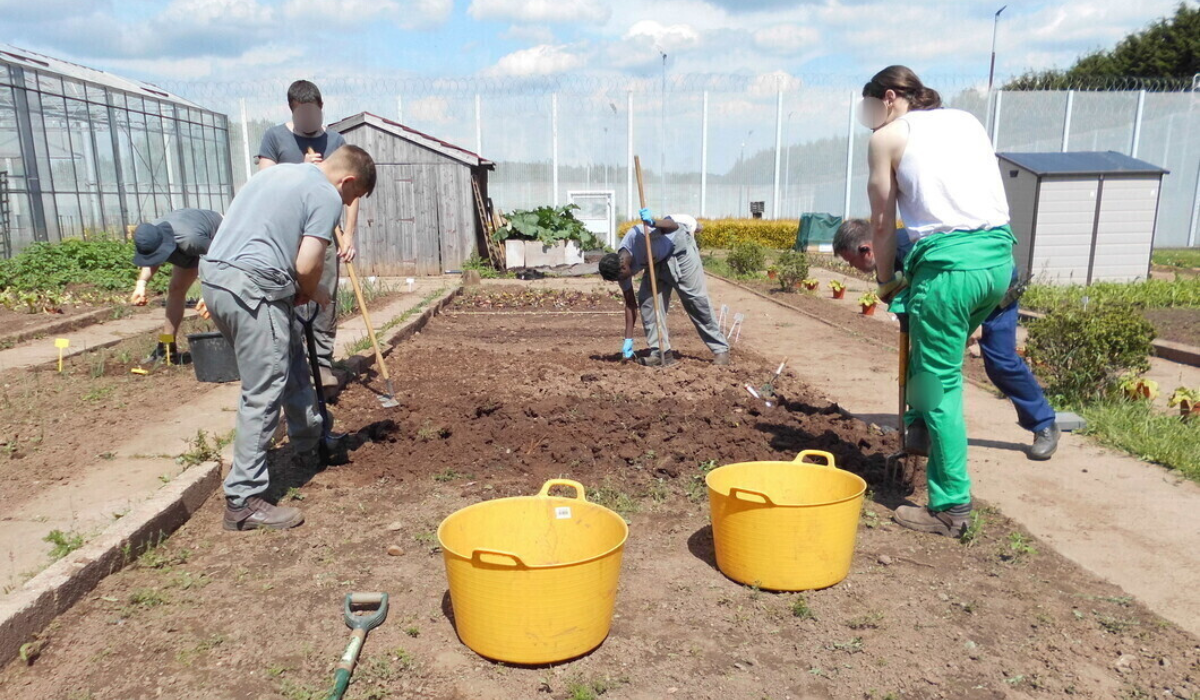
[634,155,668,363]
[54,338,69,373]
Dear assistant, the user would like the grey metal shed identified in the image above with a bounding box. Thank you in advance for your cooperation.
[329,112,495,277]
[998,151,1168,285]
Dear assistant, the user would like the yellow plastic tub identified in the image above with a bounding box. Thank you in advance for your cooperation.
[706,450,866,591]
[437,479,628,664]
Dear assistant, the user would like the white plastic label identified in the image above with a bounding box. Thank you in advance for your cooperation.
[555,506,572,520]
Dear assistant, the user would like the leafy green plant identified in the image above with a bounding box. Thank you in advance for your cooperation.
[1118,374,1159,401]
[1168,386,1200,420]
[727,241,767,277]
[461,252,509,279]
[495,205,603,251]
[858,291,879,307]
[1025,303,1155,405]
[1022,277,1200,311]
[828,279,846,292]
[44,529,85,561]
[776,250,809,291]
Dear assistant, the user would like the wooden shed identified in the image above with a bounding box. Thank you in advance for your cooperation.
[998,151,1168,285]
[329,112,495,276]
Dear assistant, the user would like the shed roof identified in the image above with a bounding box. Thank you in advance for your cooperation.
[997,151,1168,177]
[329,112,495,169]
[0,44,206,110]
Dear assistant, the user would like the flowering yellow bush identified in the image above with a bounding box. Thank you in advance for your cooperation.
[617,218,800,250]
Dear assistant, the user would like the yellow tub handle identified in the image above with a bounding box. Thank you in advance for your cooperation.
[471,548,527,568]
[537,479,588,501]
[729,487,775,505]
[793,450,837,468]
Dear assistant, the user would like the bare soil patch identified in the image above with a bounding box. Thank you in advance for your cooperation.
[1144,308,1200,348]
[1,289,1195,699]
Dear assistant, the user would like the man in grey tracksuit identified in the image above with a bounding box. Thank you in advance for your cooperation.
[598,212,730,367]
[200,145,375,531]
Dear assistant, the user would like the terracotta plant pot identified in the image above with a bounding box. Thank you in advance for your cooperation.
[804,282,818,291]
[792,280,803,290]
[860,304,877,316]
[1182,403,1200,421]
[767,270,778,280]
[832,289,846,300]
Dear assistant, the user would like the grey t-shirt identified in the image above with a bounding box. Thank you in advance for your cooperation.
[257,124,346,165]
[155,208,221,269]
[201,164,342,302]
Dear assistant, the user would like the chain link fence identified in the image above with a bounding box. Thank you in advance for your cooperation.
[164,74,1200,249]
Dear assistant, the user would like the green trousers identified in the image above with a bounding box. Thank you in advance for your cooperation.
[901,228,1015,511]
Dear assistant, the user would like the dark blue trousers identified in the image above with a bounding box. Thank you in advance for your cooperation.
[979,300,1057,433]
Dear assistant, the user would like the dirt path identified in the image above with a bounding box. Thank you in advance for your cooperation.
[0,281,451,593]
[1,294,1195,700]
[705,276,1200,639]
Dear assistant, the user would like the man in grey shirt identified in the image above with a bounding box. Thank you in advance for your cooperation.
[130,208,222,364]
[257,79,360,395]
[201,145,376,531]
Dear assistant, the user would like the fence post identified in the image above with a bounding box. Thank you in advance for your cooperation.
[238,98,251,184]
[843,91,855,219]
[551,92,559,205]
[1130,90,1146,158]
[1189,157,1200,247]
[1061,90,1074,152]
[700,90,708,218]
[396,95,403,123]
[475,94,482,156]
[626,90,634,221]
[772,89,783,219]
[991,90,1003,147]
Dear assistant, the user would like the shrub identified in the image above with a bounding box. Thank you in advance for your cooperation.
[618,218,799,250]
[1022,277,1200,311]
[727,241,767,277]
[776,250,809,290]
[1025,303,1156,406]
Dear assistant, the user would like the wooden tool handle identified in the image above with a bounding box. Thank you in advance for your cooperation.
[334,227,391,382]
[633,156,667,354]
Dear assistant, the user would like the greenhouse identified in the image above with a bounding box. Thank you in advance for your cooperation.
[0,44,233,256]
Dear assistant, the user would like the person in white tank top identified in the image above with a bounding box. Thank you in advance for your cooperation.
[860,66,1022,539]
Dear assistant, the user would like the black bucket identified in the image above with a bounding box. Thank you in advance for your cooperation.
[188,332,240,383]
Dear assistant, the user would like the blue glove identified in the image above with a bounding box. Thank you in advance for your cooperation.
[622,338,635,358]
[639,208,653,225]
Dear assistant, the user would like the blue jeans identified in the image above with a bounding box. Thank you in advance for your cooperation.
[979,300,1057,433]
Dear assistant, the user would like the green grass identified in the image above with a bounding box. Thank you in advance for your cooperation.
[346,287,447,355]
[1022,276,1200,311]
[1152,248,1200,270]
[335,276,395,317]
[1078,401,1200,482]
[43,529,86,561]
[585,480,640,521]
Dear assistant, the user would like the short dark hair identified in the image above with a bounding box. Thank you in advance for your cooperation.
[287,80,323,110]
[328,145,377,197]
[598,252,622,281]
[833,218,871,256]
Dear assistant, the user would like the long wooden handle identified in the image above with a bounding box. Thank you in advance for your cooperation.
[334,227,390,382]
[633,156,667,355]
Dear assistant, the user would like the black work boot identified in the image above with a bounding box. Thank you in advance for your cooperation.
[1028,424,1061,461]
[223,496,304,531]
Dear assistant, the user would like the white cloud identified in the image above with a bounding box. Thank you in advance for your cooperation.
[752,25,821,55]
[623,20,701,53]
[468,0,610,25]
[482,44,587,77]
[282,0,452,29]
[407,96,455,125]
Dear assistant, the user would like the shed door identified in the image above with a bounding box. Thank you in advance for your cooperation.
[360,164,441,276]
[1090,176,1159,283]
[1029,176,1098,285]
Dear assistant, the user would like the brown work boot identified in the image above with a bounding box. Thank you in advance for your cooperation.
[893,504,969,538]
[638,351,677,367]
[713,352,731,366]
[223,496,304,531]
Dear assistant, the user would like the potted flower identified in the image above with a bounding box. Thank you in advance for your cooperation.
[858,291,880,316]
[829,279,846,300]
[767,265,779,280]
[1118,374,1159,401]
[802,278,819,291]
[1168,386,1200,420]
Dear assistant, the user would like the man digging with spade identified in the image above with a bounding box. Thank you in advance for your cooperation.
[598,210,731,367]
[200,145,376,532]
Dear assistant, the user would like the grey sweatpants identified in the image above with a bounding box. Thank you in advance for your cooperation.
[205,284,324,506]
[296,243,339,380]
[638,230,730,356]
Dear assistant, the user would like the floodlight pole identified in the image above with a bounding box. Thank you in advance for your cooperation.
[988,5,1008,93]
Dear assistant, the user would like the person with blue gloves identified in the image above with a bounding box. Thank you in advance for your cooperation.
[834,218,1060,461]
[598,209,730,366]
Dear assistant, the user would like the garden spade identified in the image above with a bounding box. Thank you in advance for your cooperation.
[885,316,910,485]
[326,592,389,700]
[333,226,400,408]
[745,357,787,408]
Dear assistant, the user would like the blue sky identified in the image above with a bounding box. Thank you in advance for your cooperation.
[0,0,1188,85]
